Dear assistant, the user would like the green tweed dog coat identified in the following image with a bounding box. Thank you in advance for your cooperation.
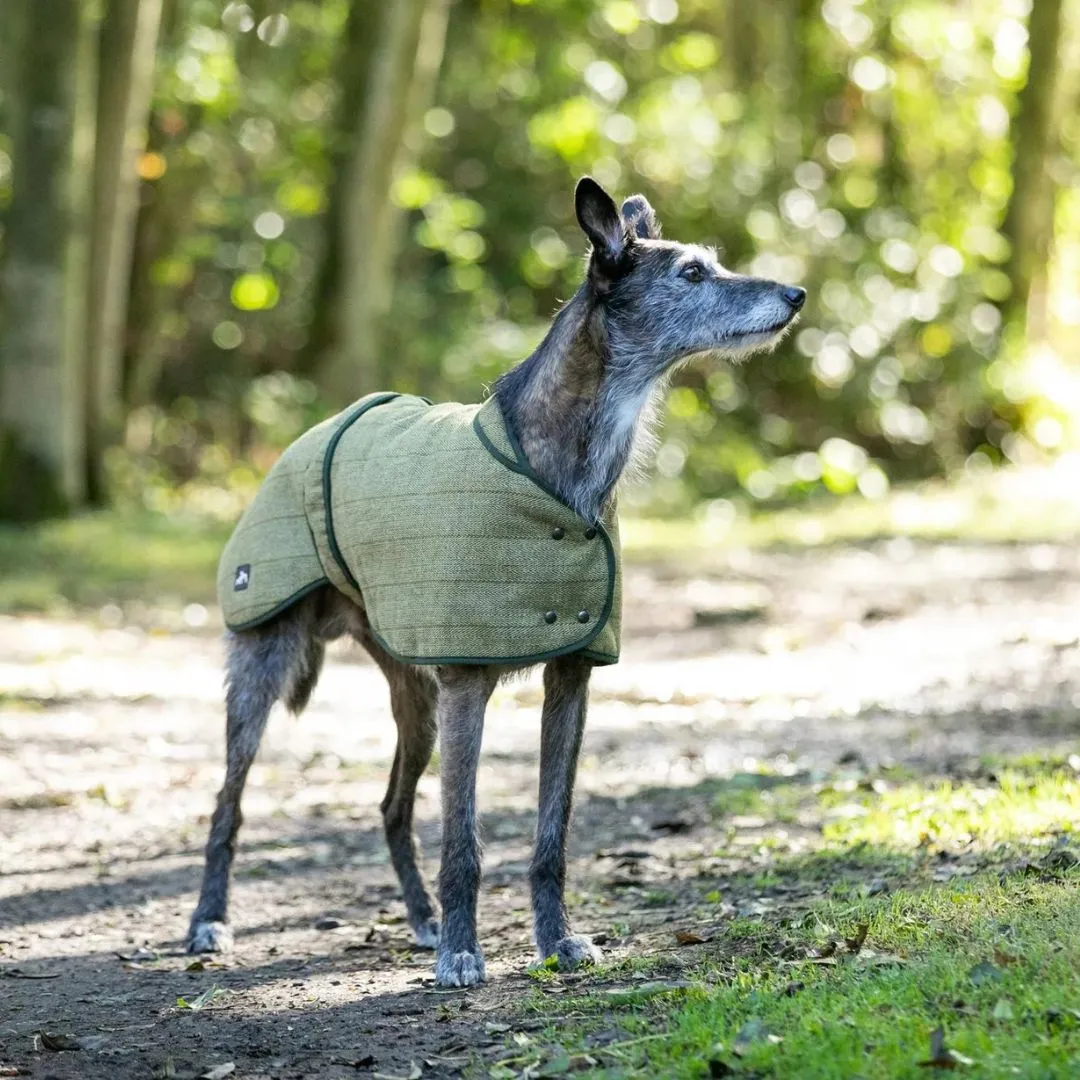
[218,393,621,666]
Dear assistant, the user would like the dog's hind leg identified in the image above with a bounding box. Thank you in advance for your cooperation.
[357,629,441,948]
[187,601,320,953]
[530,654,600,969]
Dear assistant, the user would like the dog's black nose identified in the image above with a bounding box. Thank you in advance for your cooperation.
[781,285,806,310]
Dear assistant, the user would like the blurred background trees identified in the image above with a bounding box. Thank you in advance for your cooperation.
[1,0,1078,523]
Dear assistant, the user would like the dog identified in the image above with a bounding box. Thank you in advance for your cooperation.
[186,176,805,986]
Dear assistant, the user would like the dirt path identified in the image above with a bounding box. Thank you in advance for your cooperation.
[2,540,1079,1079]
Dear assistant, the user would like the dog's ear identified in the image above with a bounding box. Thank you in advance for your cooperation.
[575,176,631,291]
[621,194,660,240]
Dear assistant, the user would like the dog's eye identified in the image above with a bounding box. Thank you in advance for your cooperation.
[680,264,704,283]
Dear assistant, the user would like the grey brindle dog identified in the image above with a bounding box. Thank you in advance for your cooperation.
[186,177,805,986]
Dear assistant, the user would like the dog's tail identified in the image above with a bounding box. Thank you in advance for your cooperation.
[285,636,325,714]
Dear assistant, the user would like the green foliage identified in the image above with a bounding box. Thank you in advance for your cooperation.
[0,510,228,613]
[5,0,1079,513]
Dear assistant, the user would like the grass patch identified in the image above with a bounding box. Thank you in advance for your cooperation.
[0,510,229,614]
[623,877,1080,1079]
[489,757,1080,1079]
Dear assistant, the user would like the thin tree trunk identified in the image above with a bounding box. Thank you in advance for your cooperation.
[1001,0,1065,332]
[726,1,757,92]
[0,0,97,518]
[85,0,164,503]
[306,0,452,402]
[0,2,27,141]
[121,0,192,408]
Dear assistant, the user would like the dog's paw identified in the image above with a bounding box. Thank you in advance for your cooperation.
[412,918,440,950]
[549,935,602,970]
[435,949,486,987]
[186,920,233,954]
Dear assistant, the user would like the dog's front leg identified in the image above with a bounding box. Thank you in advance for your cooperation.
[531,654,600,969]
[434,664,497,987]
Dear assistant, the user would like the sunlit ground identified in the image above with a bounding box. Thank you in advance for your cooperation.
[2,476,1079,1079]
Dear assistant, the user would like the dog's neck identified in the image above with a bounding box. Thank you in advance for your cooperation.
[494,288,660,523]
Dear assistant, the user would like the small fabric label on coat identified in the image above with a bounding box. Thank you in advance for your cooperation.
[233,564,251,591]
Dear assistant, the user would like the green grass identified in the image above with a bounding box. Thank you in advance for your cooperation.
[0,510,228,614]
[486,758,1080,1079]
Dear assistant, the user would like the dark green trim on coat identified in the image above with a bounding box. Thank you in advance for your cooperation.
[321,392,401,595]
[224,577,330,633]
[468,395,620,667]
[225,392,620,666]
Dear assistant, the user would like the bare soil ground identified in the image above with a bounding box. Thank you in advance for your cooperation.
[2,539,1079,1079]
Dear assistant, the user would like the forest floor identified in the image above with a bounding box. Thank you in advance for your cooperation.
[2,492,1080,1078]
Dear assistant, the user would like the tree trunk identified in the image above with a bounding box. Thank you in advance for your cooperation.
[84,0,164,503]
[0,0,97,519]
[1001,0,1065,333]
[306,0,452,403]
[0,2,27,141]
[121,0,195,410]
[725,1,757,92]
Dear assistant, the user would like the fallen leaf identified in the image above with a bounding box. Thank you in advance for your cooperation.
[845,923,869,953]
[991,998,1014,1021]
[675,930,708,946]
[968,961,1002,985]
[733,1017,782,1057]
[536,1050,572,1077]
[484,1022,511,1034]
[916,1028,974,1069]
[176,984,229,1010]
[373,1063,421,1080]
[200,1065,236,1080]
[35,1032,107,1052]
[855,950,906,968]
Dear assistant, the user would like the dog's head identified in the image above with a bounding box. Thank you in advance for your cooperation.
[574,176,805,374]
